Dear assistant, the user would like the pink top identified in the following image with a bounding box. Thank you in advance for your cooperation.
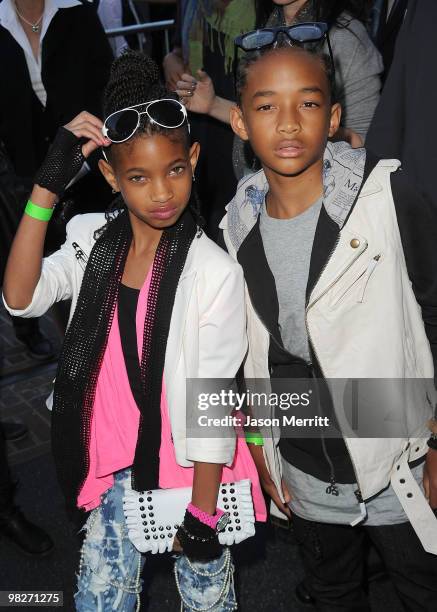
[77,269,266,521]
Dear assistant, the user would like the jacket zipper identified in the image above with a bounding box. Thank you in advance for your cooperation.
[248,293,289,367]
[247,297,286,490]
[305,237,368,498]
[72,242,89,270]
[234,229,365,502]
[357,254,381,303]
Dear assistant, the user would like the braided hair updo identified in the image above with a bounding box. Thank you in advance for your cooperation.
[103,49,189,148]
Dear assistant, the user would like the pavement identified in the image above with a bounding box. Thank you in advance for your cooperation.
[0,302,403,612]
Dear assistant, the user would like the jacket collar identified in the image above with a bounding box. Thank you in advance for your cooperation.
[0,0,81,38]
[223,142,368,256]
[233,149,383,336]
[237,216,284,349]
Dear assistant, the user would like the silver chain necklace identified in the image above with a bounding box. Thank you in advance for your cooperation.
[14,2,44,33]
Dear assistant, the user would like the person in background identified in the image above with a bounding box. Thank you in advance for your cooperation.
[96,0,152,58]
[366,0,435,211]
[97,0,128,57]
[0,424,54,556]
[0,0,113,356]
[163,0,256,239]
[369,0,408,80]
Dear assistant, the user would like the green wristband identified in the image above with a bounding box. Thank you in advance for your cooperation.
[25,200,53,222]
[245,432,264,446]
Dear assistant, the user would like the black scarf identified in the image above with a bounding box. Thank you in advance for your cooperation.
[52,208,197,514]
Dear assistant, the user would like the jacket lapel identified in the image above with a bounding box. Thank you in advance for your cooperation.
[237,216,284,348]
[41,10,66,67]
[306,206,340,305]
[306,150,381,304]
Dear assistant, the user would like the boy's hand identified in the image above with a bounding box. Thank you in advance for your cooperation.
[424,449,437,509]
[249,443,292,518]
[263,478,292,519]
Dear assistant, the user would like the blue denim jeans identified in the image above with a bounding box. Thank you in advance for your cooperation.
[74,469,145,611]
[175,549,237,611]
[74,468,237,611]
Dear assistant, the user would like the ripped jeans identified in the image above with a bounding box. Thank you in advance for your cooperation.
[74,468,237,611]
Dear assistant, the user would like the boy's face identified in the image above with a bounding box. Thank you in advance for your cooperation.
[231,48,341,179]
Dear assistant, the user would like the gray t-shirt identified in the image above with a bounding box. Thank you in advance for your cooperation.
[259,196,323,363]
[282,456,425,527]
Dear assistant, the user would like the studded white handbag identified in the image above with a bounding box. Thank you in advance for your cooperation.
[122,479,255,554]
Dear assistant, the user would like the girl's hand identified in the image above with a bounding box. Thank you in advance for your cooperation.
[428,418,437,435]
[173,534,183,553]
[34,111,110,196]
[177,70,216,115]
[64,110,110,158]
[163,49,188,90]
[248,443,292,518]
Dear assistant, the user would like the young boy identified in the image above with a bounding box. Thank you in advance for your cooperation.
[219,36,437,610]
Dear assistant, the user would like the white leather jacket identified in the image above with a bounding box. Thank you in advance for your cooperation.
[3,213,247,467]
[220,160,437,554]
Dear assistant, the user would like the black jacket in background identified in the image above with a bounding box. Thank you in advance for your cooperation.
[366,0,437,205]
[0,3,113,180]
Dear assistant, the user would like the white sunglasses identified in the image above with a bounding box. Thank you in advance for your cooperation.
[102,98,189,144]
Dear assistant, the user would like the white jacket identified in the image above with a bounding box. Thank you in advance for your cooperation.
[221,160,437,554]
[3,213,247,467]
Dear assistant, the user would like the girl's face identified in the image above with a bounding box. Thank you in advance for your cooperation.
[231,48,340,179]
[99,133,199,230]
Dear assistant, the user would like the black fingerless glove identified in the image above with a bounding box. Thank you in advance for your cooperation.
[34,127,85,195]
[176,510,223,562]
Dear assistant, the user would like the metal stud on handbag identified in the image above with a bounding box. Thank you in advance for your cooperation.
[123,479,255,554]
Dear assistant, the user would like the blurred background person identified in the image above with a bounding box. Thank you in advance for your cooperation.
[369,0,408,81]
[0,0,113,353]
[163,0,256,239]
[0,424,53,556]
[366,0,437,226]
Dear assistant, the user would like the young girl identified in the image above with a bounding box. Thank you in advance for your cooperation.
[219,30,437,610]
[3,51,265,611]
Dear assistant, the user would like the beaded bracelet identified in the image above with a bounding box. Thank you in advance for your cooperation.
[25,200,53,222]
[178,523,217,543]
[187,502,225,530]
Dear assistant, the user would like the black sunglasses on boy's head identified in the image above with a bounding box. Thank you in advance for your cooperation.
[233,22,335,91]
